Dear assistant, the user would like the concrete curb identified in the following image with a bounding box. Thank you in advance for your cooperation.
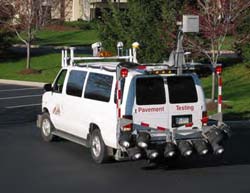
[0,79,46,88]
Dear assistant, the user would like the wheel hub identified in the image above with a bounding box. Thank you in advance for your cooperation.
[92,136,101,157]
[42,119,51,136]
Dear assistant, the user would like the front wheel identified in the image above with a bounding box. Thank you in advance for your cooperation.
[41,113,55,142]
[90,129,109,164]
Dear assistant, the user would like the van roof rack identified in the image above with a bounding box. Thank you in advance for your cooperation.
[61,42,140,67]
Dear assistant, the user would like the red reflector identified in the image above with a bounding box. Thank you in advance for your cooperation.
[157,126,167,131]
[141,122,149,127]
[185,123,193,127]
[201,117,209,124]
[123,124,132,131]
[215,65,222,74]
[120,68,128,78]
[137,65,146,70]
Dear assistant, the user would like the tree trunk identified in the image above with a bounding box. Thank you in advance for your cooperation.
[211,70,216,101]
[26,42,31,69]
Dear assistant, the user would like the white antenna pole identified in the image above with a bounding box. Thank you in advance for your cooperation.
[129,49,132,62]
[64,49,68,66]
[61,50,64,67]
[70,47,75,66]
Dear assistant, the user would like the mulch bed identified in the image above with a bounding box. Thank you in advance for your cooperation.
[19,68,42,75]
[206,100,232,111]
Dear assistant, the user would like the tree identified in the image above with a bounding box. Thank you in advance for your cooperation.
[99,0,183,63]
[0,1,14,53]
[0,0,51,69]
[183,0,250,100]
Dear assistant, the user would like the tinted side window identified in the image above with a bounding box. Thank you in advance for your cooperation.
[167,76,198,104]
[84,73,113,102]
[136,77,166,105]
[53,69,67,93]
[66,70,87,97]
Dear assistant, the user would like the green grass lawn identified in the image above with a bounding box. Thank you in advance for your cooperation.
[0,53,61,83]
[14,29,99,46]
[35,29,99,46]
[202,63,250,120]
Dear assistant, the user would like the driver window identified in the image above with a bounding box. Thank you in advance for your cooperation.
[53,70,67,93]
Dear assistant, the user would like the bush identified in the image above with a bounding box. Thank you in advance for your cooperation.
[0,30,14,53]
[241,44,250,62]
[64,20,97,30]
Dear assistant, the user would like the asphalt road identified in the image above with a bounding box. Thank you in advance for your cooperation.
[0,83,250,193]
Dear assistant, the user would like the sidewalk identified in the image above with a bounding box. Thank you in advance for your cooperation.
[0,79,45,87]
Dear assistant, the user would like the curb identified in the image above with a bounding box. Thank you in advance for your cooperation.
[0,79,45,88]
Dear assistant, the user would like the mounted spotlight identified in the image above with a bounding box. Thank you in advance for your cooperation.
[178,141,193,157]
[146,149,159,160]
[192,140,209,155]
[206,128,224,145]
[164,142,177,158]
[127,147,142,160]
[211,143,224,155]
[137,132,150,149]
[205,128,225,155]
[119,132,132,148]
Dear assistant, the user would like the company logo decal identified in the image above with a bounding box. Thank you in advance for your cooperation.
[52,104,61,115]
[176,105,194,111]
[137,107,165,113]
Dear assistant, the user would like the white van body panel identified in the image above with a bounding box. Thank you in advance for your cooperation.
[41,63,207,150]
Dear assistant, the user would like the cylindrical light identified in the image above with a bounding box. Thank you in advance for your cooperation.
[178,141,193,157]
[137,132,150,149]
[164,142,177,158]
[146,149,159,160]
[192,140,209,155]
[127,147,142,160]
[119,132,132,148]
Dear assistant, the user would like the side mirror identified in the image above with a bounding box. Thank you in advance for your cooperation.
[44,83,52,92]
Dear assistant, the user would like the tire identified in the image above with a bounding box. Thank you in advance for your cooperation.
[90,129,109,164]
[41,113,55,142]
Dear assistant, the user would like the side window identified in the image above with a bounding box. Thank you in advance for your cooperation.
[84,73,113,102]
[53,69,67,93]
[66,70,87,97]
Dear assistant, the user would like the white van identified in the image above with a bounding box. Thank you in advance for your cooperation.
[37,48,230,164]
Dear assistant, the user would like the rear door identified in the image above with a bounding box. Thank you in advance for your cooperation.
[132,76,169,130]
[165,75,201,130]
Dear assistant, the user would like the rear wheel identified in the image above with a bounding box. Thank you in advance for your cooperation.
[41,113,55,142]
[90,129,109,164]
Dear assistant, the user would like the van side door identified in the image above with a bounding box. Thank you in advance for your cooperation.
[49,69,68,131]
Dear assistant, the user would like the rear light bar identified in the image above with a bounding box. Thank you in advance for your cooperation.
[122,115,133,131]
[201,111,208,125]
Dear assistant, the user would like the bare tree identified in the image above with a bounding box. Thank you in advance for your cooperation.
[0,0,51,69]
[185,0,250,100]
